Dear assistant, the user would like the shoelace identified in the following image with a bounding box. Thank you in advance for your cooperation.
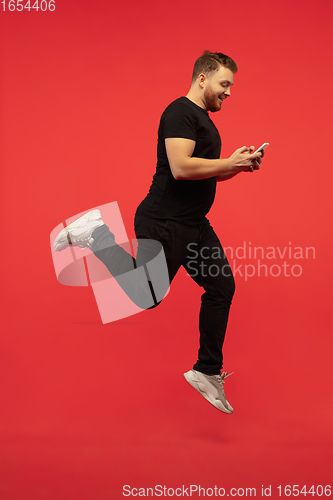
[213,371,234,394]
[65,229,93,249]
[78,238,94,249]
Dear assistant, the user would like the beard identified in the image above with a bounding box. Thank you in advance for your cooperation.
[203,87,222,113]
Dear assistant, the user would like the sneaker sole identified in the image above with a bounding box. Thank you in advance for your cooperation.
[184,370,233,414]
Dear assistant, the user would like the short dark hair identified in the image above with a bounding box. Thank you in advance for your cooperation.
[192,50,238,82]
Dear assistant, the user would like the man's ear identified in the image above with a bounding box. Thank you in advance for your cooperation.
[198,73,207,89]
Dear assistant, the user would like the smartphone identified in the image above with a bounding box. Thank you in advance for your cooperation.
[254,142,269,154]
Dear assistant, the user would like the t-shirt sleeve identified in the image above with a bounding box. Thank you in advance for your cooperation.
[162,103,197,141]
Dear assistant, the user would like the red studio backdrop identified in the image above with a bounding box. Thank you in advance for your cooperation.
[0,0,332,498]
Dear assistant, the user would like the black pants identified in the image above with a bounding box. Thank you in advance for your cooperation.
[91,212,235,375]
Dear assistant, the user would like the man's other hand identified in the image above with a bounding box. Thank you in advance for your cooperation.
[229,146,262,173]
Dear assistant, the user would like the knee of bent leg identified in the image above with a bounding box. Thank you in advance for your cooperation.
[228,277,236,301]
[216,274,236,303]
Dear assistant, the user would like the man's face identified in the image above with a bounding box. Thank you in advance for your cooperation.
[202,66,234,112]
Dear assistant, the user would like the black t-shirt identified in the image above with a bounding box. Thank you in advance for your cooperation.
[136,96,221,225]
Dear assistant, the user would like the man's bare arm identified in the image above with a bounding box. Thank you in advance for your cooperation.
[216,172,239,182]
[165,138,262,181]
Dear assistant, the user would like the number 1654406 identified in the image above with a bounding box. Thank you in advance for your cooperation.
[1,0,55,11]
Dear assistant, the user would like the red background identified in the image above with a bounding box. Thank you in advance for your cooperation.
[0,0,332,498]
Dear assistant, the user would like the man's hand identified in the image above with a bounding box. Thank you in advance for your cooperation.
[229,146,263,173]
[248,145,264,172]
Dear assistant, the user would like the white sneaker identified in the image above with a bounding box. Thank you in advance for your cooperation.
[184,369,234,414]
[53,210,104,252]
